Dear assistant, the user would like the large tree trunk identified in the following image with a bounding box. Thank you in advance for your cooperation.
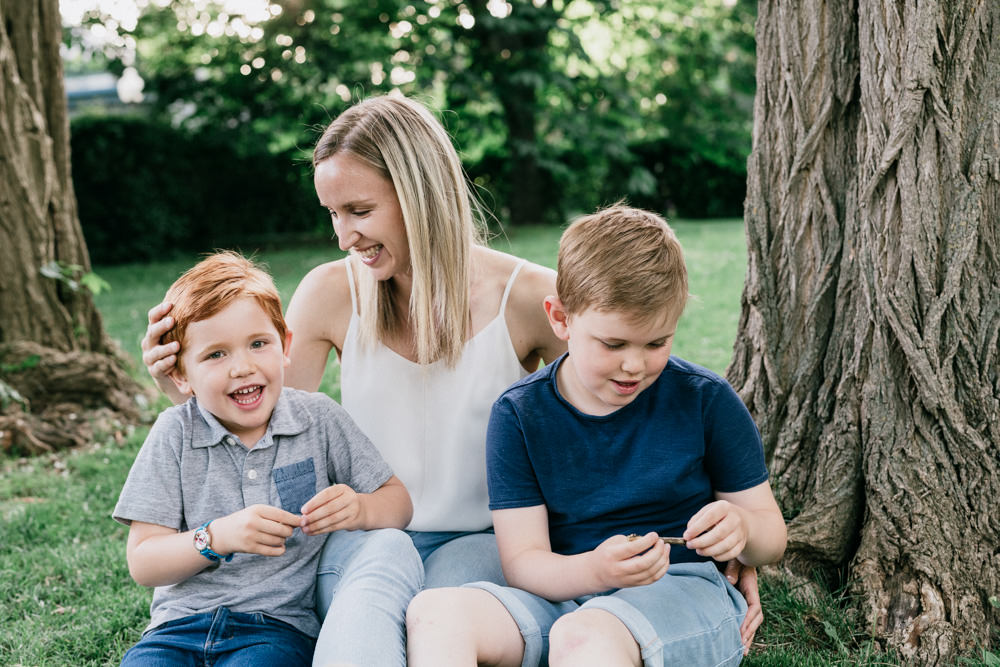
[731,1,1000,663]
[0,0,143,453]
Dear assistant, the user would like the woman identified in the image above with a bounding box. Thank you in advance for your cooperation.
[141,94,761,665]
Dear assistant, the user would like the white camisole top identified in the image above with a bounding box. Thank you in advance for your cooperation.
[340,259,529,531]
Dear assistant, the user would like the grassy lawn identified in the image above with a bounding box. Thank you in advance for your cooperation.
[0,219,919,665]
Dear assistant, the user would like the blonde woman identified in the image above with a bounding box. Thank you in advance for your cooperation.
[140,94,761,665]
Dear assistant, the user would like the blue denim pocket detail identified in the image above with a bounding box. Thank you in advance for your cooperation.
[273,458,316,514]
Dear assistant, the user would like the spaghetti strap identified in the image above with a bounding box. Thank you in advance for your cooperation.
[499,259,528,315]
[344,257,358,313]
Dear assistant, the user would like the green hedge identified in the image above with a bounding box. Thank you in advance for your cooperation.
[71,115,325,265]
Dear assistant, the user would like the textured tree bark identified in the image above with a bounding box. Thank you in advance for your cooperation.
[731,1,1000,663]
[0,0,143,451]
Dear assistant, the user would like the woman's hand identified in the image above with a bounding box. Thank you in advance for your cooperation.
[724,560,763,654]
[140,302,189,403]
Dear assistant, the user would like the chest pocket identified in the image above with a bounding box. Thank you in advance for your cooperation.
[273,458,317,514]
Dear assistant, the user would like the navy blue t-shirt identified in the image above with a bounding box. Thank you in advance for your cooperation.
[486,353,768,564]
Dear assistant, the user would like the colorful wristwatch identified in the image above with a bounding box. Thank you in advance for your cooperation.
[193,521,233,563]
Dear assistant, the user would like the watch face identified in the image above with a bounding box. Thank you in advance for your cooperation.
[193,528,210,551]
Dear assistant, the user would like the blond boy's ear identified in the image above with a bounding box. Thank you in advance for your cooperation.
[543,296,571,341]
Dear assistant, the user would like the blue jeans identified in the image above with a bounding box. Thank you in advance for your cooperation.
[120,606,314,666]
[312,528,504,666]
[466,561,747,667]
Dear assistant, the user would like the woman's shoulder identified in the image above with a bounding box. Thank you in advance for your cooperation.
[289,257,352,309]
[473,246,563,366]
[473,246,556,293]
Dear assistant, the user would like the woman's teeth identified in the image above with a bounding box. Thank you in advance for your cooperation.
[357,244,382,260]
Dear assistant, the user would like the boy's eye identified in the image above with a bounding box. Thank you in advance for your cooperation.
[602,341,624,350]
[250,340,268,349]
[647,341,667,349]
[206,350,224,360]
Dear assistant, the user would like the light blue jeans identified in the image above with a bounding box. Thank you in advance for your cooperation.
[465,561,747,667]
[312,527,503,666]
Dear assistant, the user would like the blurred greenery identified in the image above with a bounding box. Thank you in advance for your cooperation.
[64,0,756,262]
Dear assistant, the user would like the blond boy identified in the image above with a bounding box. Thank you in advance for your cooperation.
[406,206,786,666]
[113,251,412,665]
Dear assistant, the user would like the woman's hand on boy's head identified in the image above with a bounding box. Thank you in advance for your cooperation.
[589,532,670,590]
[683,500,749,563]
[299,484,363,535]
[141,301,188,400]
[212,504,300,557]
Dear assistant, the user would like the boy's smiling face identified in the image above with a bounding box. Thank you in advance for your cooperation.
[170,296,291,447]
[545,298,678,416]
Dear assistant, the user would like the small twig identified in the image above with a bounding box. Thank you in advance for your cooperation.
[626,533,687,546]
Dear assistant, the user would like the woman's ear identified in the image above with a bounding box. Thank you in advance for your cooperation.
[543,296,571,341]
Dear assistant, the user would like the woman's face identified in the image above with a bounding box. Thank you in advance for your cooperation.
[314,152,409,282]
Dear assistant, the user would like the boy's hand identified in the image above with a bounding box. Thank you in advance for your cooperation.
[589,532,669,590]
[299,484,364,535]
[683,500,748,562]
[211,504,300,557]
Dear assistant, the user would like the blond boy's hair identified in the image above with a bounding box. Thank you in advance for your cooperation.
[556,204,688,324]
[313,94,486,366]
[160,251,287,373]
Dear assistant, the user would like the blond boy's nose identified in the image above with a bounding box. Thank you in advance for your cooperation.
[621,350,644,374]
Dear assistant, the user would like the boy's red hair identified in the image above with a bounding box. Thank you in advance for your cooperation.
[161,251,287,373]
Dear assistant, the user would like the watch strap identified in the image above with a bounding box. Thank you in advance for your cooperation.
[195,521,233,563]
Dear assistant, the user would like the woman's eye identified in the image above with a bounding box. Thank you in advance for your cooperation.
[354,209,371,217]
[250,340,267,349]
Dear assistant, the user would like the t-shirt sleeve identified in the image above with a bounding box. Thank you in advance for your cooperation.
[703,380,769,493]
[485,396,544,510]
[322,398,394,494]
[112,410,184,529]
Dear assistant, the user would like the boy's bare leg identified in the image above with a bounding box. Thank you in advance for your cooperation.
[549,608,641,667]
[406,588,525,666]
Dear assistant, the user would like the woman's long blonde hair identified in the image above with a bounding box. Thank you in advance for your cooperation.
[313,94,486,366]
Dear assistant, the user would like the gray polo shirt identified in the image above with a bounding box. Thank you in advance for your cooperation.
[113,387,394,638]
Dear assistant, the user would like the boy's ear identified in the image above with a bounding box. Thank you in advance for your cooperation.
[168,369,192,396]
[543,296,571,341]
[282,328,293,367]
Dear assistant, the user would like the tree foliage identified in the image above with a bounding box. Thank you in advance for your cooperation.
[64,0,756,227]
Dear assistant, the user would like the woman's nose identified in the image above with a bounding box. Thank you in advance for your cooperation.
[333,216,359,251]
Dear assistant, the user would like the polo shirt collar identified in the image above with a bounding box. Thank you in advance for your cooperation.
[190,388,310,449]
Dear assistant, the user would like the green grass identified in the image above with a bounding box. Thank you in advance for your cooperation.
[0,220,939,665]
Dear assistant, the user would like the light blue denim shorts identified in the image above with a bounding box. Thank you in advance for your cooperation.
[464,560,747,667]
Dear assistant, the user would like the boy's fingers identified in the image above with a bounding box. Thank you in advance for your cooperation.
[300,485,345,515]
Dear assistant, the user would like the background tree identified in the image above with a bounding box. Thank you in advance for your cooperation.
[64,0,756,236]
[729,1,1000,663]
[0,0,142,454]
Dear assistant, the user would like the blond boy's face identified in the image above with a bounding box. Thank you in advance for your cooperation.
[545,299,678,416]
[170,296,291,448]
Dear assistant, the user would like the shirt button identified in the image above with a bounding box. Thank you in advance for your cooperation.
[225,436,236,446]
[247,469,258,480]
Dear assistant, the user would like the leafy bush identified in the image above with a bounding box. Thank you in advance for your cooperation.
[71,115,325,265]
